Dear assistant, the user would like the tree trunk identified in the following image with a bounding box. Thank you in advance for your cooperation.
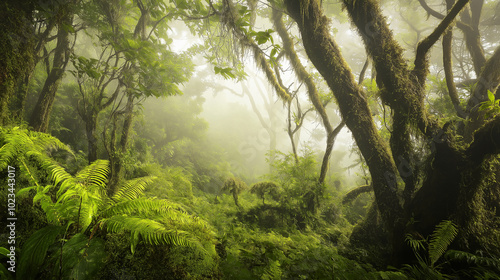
[0,1,36,125]
[284,0,404,236]
[108,94,135,196]
[85,111,99,164]
[272,7,343,184]
[319,122,345,184]
[30,13,72,132]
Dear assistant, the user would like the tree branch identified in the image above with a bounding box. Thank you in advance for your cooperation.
[414,0,470,84]
[342,184,373,205]
[466,114,500,163]
[416,0,470,31]
[443,0,466,118]
[221,0,290,101]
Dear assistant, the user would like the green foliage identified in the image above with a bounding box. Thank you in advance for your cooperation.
[48,233,106,280]
[445,250,500,279]
[214,66,236,79]
[402,220,459,279]
[478,90,500,118]
[406,220,458,267]
[0,246,13,280]
[264,149,325,228]
[250,181,280,204]
[221,177,247,207]
[3,128,216,278]
[0,126,73,173]
[17,225,63,280]
[428,220,458,266]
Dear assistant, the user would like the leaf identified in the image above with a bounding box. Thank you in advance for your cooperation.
[428,220,457,266]
[214,66,236,79]
[61,23,75,33]
[0,247,10,257]
[488,89,495,102]
[49,233,106,280]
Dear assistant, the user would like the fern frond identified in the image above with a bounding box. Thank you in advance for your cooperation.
[445,250,500,271]
[405,233,425,252]
[103,215,198,248]
[0,127,31,169]
[58,159,109,196]
[0,127,73,171]
[262,260,282,280]
[429,220,458,266]
[102,197,185,217]
[112,176,157,202]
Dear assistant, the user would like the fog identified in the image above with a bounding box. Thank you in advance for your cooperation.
[4,0,500,277]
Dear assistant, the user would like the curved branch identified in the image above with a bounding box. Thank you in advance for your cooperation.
[342,184,373,205]
[414,0,470,84]
[417,0,470,31]
[417,0,486,75]
[443,0,466,118]
[221,0,290,101]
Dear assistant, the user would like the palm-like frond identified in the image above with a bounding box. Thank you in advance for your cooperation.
[102,197,185,217]
[57,159,109,196]
[112,176,157,202]
[103,215,198,247]
[101,196,214,252]
[0,127,73,170]
[0,127,74,206]
[54,160,109,231]
[429,220,458,266]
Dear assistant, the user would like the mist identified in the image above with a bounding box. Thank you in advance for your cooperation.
[2,0,500,278]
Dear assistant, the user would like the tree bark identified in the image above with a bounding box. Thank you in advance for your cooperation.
[0,0,36,125]
[85,111,99,164]
[30,12,72,132]
[443,0,466,118]
[272,7,343,184]
[284,0,404,235]
[464,46,500,141]
[108,94,135,196]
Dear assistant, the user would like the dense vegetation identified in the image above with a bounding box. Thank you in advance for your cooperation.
[1,0,500,279]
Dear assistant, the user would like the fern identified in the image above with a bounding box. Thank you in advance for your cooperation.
[261,260,282,280]
[112,176,157,202]
[104,215,197,247]
[445,250,500,272]
[428,220,457,266]
[5,129,217,277]
[102,197,185,217]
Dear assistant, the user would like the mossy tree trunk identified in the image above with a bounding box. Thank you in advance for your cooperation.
[0,0,37,125]
[107,94,135,197]
[271,7,344,184]
[284,0,500,264]
[30,10,72,132]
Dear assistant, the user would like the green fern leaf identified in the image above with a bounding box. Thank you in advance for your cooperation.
[102,197,184,217]
[429,220,458,266]
[445,250,500,270]
[112,176,157,202]
[103,215,197,248]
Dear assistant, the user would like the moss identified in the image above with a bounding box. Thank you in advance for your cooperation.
[0,1,36,124]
